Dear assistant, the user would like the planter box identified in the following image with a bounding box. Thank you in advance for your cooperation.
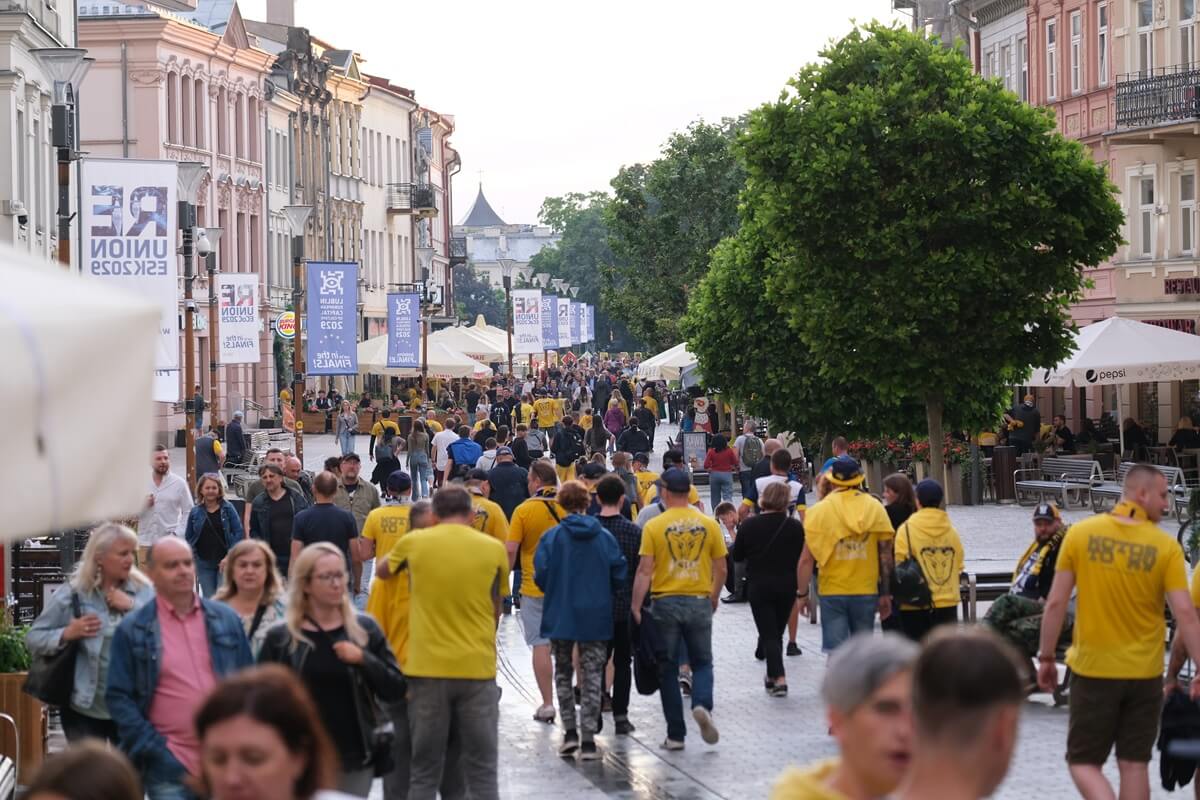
[0,673,46,779]
[863,460,886,494]
[300,411,328,433]
[356,410,376,431]
[945,464,964,505]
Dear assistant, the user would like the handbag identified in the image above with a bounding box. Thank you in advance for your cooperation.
[24,592,83,706]
[892,523,932,609]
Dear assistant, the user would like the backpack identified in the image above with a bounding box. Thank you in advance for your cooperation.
[892,523,933,608]
[376,426,396,460]
[741,435,763,469]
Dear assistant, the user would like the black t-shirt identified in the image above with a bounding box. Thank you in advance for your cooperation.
[466,391,481,412]
[301,625,365,769]
[291,503,358,573]
[267,493,294,565]
[196,508,227,563]
[1055,425,1076,453]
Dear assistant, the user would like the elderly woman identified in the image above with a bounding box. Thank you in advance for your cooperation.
[214,539,286,658]
[27,523,154,743]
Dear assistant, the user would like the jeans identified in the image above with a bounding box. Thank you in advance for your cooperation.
[386,698,467,800]
[407,677,499,800]
[899,605,958,642]
[195,559,221,598]
[339,430,354,455]
[143,749,196,800]
[709,471,733,508]
[60,706,118,744]
[605,618,634,716]
[651,595,714,742]
[749,582,796,680]
[411,456,433,499]
[738,470,755,499]
[820,594,878,653]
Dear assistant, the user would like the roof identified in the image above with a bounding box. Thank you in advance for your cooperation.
[459,185,505,228]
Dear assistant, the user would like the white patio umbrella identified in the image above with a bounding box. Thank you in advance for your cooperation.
[637,342,699,382]
[357,334,493,380]
[468,313,509,342]
[1,245,160,539]
[1031,316,1200,454]
[429,324,507,363]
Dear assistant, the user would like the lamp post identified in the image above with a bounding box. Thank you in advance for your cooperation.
[177,161,209,487]
[415,246,435,392]
[201,226,224,431]
[499,257,515,377]
[31,48,92,270]
[283,204,313,466]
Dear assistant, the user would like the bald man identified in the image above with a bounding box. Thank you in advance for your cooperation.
[284,455,314,502]
[106,537,252,798]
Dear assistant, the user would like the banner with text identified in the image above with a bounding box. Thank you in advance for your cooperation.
[512,289,543,354]
[556,296,571,349]
[81,158,179,402]
[541,295,559,350]
[586,304,595,343]
[387,292,421,368]
[570,301,582,346]
[306,261,358,375]
[218,273,260,364]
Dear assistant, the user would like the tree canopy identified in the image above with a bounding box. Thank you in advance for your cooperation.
[453,263,505,326]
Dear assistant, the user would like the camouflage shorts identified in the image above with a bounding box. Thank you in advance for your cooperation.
[983,592,1072,661]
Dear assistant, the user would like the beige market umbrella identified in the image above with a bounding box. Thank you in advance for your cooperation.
[357,334,493,380]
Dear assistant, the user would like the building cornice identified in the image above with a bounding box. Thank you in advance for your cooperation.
[976,0,1026,27]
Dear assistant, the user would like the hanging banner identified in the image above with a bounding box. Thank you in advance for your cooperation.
[217,273,260,364]
[512,288,543,354]
[570,301,582,346]
[306,261,358,375]
[556,296,571,349]
[586,304,595,343]
[541,294,559,350]
[81,158,179,402]
[387,292,420,368]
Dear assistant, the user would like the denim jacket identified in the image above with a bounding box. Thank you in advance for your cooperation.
[105,596,252,767]
[184,501,244,558]
[26,580,156,711]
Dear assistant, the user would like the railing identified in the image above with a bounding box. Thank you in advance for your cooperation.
[1116,65,1200,129]
[386,182,437,216]
[449,236,467,266]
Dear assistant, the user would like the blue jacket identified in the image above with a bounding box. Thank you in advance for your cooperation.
[184,501,244,559]
[106,596,252,768]
[533,513,626,642]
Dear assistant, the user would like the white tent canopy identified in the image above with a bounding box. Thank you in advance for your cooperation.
[637,342,700,382]
[1,245,160,539]
[1032,316,1200,387]
[428,324,507,363]
[357,334,493,380]
[468,314,509,342]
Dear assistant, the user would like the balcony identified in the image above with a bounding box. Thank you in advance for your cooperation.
[449,236,467,266]
[386,183,438,217]
[1116,66,1200,131]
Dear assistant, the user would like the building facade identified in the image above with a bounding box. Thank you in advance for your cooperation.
[454,184,561,289]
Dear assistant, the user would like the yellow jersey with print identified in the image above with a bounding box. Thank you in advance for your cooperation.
[639,507,728,597]
[507,491,565,598]
[634,470,661,508]
[385,523,508,680]
[533,398,558,428]
[370,418,400,439]
[769,760,850,800]
[1057,512,1187,679]
[892,507,964,610]
[363,503,414,663]
[804,488,894,596]
[470,493,509,543]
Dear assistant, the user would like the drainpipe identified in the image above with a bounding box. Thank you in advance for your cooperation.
[120,41,129,157]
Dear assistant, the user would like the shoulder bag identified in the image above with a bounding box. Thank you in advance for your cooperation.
[891,523,932,609]
[24,592,83,706]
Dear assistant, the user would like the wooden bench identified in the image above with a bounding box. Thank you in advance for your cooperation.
[1014,457,1102,508]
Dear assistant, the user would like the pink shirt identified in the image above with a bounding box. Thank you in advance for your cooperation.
[147,594,216,776]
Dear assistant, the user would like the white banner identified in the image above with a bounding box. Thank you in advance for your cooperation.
[556,296,570,350]
[218,273,260,364]
[81,158,179,402]
[512,288,543,354]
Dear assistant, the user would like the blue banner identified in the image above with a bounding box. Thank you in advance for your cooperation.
[570,300,582,346]
[541,295,558,349]
[306,261,358,375]
[587,304,595,343]
[388,292,420,368]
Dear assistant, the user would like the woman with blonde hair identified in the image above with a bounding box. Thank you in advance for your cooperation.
[259,543,404,796]
[185,472,243,597]
[214,539,287,658]
[336,400,358,455]
[27,523,154,743]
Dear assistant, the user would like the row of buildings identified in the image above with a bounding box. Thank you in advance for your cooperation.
[910,0,1200,442]
[1,0,465,441]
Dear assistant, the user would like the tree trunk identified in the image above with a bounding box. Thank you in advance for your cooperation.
[926,392,945,493]
[821,431,834,463]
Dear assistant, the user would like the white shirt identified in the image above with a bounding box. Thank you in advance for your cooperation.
[138,471,193,546]
[477,450,498,472]
[754,474,804,513]
[432,428,459,470]
[522,380,535,398]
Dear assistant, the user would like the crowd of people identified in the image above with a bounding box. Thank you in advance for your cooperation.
[23,363,1200,800]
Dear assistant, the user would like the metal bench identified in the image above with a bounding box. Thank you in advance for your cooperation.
[1093,462,1191,520]
[1090,461,1136,512]
[1014,456,1102,508]
[959,570,1012,623]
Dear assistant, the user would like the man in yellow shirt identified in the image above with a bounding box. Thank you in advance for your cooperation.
[376,486,507,800]
[420,410,443,434]
[465,469,509,543]
[1039,465,1200,800]
[506,460,564,722]
[631,469,726,750]
[796,457,894,653]
[369,409,401,461]
[632,453,661,510]
[892,479,964,642]
[533,394,558,435]
[770,633,918,800]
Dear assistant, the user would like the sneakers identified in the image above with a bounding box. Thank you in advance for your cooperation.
[786,642,802,657]
[692,706,719,745]
[579,741,600,761]
[661,738,685,751]
[534,704,556,723]
[769,683,789,698]
[614,716,636,735]
[679,672,693,696]
[559,730,579,757]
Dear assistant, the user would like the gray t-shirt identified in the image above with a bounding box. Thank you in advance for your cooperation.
[635,501,667,528]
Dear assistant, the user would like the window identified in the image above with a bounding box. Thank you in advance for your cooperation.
[1138,0,1155,75]
[1139,176,1156,257]
[217,87,228,155]
[1183,0,1196,66]
[1098,3,1109,85]
[194,79,205,149]
[1182,173,1196,254]
[166,73,178,143]
[986,48,996,78]
[1070,11,1082,94]
[1019,37,1029,100]
[1002,44,1013,91]
[1046,19,1058,100]
[234,94,245,158]
[247,97,257,160]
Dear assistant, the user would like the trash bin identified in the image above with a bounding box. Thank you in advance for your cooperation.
[993,446,1017,504]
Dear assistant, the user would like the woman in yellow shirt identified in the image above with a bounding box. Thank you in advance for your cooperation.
[892,479,964,642]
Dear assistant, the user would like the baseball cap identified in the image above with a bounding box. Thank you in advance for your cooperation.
[581,462,607,480]
[495,446,514,458]
[661,468,692,493]
[827,456,864,487]
[466,468,490,482]
[1033,502,1060,522]
[386,471,412,493]
[632,452,651,466]
[915,479,944,508]
[341,452,361,464]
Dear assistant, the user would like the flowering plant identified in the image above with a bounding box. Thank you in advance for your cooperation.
[848,438,907,463]
[910,436,971,466]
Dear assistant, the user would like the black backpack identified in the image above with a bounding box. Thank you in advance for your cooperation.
[892,523,932,608]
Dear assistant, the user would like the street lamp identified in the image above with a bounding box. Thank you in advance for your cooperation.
[201,226,224,429]
[536,272,550,288]
[283,204,313,465]
[177,161,209,486]
[569,286,580,298]
[31,47,92,270]
[499,257,516,377]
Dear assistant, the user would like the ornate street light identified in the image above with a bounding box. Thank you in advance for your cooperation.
[282,204,313,463]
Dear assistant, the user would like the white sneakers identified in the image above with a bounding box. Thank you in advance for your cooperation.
[692,707,719,744]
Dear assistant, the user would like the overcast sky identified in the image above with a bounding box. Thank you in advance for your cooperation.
[240,1,907,224]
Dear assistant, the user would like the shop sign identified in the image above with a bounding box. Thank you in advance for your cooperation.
[1145,318,1197,334]
[1165,277,1200,295]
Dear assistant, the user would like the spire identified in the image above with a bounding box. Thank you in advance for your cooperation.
[459,184,506,227]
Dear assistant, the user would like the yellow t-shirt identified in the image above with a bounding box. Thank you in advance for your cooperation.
[516,403,535,426]
[424,419,444,433]
[770,760,849,800]
[370,419,400,439]
[804,488,894,596]
[643,394,659,419]
[1057,512,1187,679]
[533,398,557,429]
[634,470,660,508]
[639,507,728,597]
[892,508,964,610]
[507,492,565,597]
[579,414,593,432]
[550,399,567,425]
[470,493,509,543]
[363,503,413,663]
[385,523,508,680]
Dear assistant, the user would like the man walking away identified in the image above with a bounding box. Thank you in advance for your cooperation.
[291,471,361,579]
[594,474,642,735]
[734,420,764,500]
[487,446,529,520]
[224,411,246,467]
[552,415,585,483]
[432,416,461,489]
[445,426,484,483]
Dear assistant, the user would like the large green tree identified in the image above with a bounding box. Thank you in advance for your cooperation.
[604,119,745,351]
[737,23,1123,481]
[453,263,505,325]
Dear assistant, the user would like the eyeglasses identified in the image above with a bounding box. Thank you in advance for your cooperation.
[311,571,347,585]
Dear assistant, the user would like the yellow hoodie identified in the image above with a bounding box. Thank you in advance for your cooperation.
[770,759,851,800]
[804,489,895,596]
[893,507,965,610]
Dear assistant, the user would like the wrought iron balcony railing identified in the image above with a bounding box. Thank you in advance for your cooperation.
[385,183,438,216]
[1116,65,1200,130]
[449,236,467,266]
